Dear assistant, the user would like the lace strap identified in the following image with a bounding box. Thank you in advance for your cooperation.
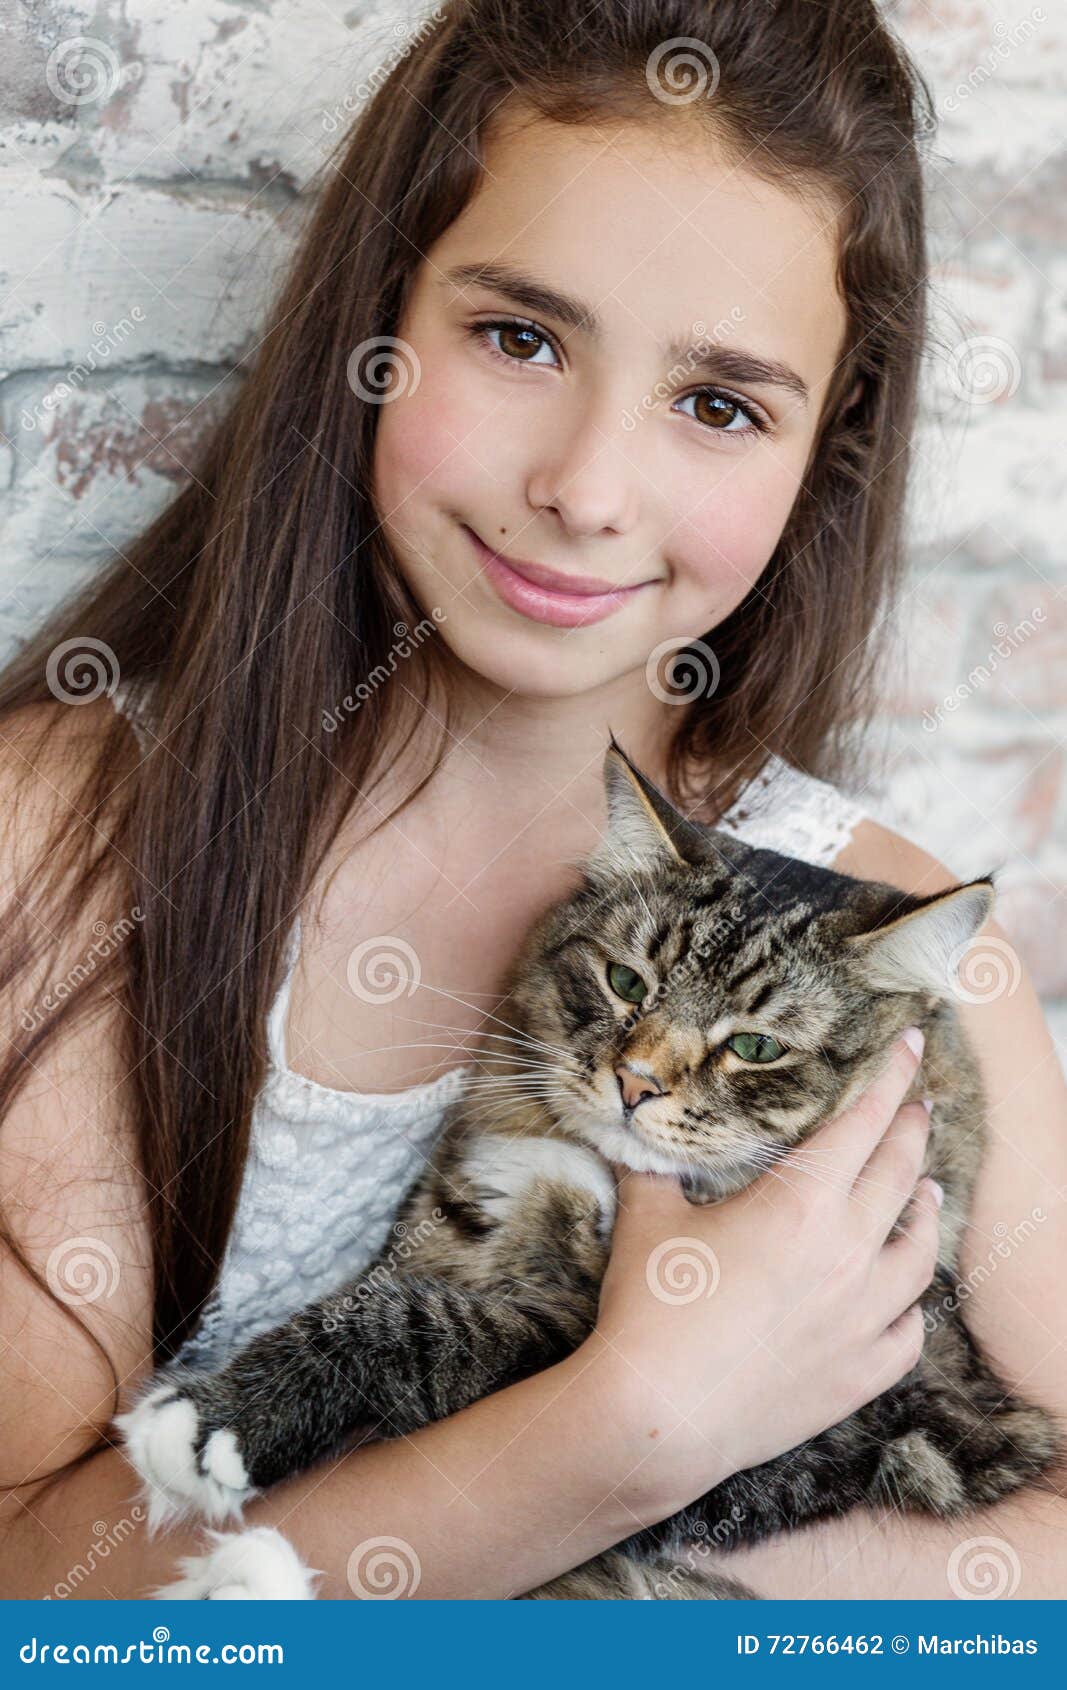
[108,677,157,755]
[718,753,866,867]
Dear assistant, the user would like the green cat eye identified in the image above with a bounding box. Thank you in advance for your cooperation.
[607,962,647,1005]
[727,1032,786,1064]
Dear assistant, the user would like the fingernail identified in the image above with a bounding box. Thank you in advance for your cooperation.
[921,1095,935,1115]
[929,1179,944,1208]
[902,1026,925,1059]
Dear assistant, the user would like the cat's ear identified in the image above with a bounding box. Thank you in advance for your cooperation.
[845,877,996,997]
[584,737,686,882]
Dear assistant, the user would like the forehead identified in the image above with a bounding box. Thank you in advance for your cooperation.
[435,103,849,404]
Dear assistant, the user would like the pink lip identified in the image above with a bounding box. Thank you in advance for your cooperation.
[465,526,656,629]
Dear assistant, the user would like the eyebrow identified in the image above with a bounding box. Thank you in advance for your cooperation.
[442,261,810,407]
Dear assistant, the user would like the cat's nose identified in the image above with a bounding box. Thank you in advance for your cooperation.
[615,1064,667,1112]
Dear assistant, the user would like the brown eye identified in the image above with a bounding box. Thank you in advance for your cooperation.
[476,320,558,366]
[676,388,769,438]
[727,1032,786,1063]
[607,962,647,1005]
[693,393,738,429]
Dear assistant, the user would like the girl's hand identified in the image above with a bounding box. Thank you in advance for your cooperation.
[577,1029,938,1517]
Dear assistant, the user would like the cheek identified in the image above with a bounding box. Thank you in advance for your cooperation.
[373,360,482,510]
[670,453,805,596]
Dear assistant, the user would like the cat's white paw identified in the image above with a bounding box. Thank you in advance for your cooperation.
[151,1526,319,1599]
[115,1381,259,1534]
[461,1134,617,1236]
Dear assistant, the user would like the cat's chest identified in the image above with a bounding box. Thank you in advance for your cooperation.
[282,823,585,1095]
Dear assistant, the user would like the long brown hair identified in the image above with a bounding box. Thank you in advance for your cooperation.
[0,0,935,1496]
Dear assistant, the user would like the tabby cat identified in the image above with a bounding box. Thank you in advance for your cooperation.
[117,740,1060,1599]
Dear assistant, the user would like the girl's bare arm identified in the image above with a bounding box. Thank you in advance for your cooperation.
[716,825,1067,1599]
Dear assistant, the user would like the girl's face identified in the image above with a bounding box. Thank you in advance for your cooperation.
[373,107,848,703]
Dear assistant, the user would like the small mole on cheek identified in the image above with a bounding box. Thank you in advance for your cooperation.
[648,1427,659,1439]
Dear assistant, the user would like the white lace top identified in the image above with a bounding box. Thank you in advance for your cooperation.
[108,680,868,1370]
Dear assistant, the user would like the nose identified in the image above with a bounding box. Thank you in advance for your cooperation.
[615,1064,668,1112]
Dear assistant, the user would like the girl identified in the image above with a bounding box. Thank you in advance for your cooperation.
[1,0,1064,1599]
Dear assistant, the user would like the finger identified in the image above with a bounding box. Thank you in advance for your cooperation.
[840,1304,926,1418]
[800,1030,925,1188]
[852,1101,932,1237]
[873,1303,926,1390]
[871,1179,942,1318]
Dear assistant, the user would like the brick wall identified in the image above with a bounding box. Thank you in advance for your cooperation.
[1,2,1064,1062]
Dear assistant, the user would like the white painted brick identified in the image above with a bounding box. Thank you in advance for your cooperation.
[0,177,294,371]
[87,0,417,187]
[0,368,239,589]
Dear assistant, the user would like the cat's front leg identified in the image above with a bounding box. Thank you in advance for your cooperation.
[859,1306,1062,1517]
[117,1271,576,1531]
[151,1527,319,1599]
[115,1372,264,1534]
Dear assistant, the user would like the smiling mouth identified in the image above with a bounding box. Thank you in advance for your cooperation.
[464,524,660,629]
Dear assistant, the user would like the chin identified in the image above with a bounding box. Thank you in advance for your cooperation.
[567,1110,767,1196]
[567,1114,687,1176]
